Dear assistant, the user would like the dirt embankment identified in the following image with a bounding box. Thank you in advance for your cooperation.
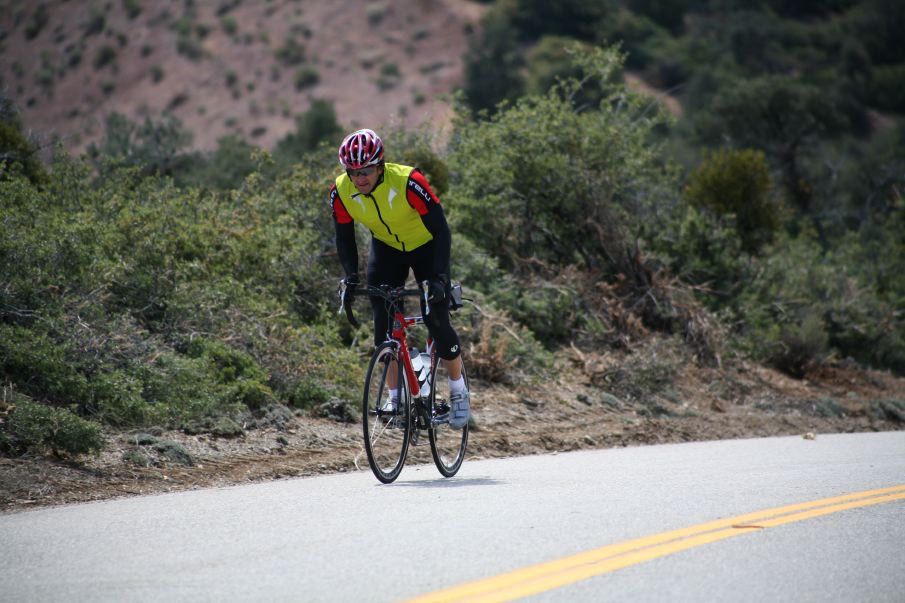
[3,338,903,514]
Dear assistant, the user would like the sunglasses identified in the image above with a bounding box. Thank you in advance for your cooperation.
[346,165,380,178]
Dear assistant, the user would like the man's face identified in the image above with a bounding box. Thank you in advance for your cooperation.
[348,164,382,194]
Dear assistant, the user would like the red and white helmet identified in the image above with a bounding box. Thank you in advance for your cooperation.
[338,129,384,170]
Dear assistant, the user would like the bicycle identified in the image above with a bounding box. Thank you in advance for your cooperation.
[340,280,469,484]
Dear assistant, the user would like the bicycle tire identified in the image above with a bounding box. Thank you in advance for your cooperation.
[428,357,469,477]
[362,341,411,483]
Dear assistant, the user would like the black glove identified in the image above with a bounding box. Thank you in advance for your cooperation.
[426,274,449,305]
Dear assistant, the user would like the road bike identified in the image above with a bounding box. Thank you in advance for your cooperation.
[340,281,469,484]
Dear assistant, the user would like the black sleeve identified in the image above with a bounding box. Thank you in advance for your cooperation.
[335,220,359,278]
[420,203,452,279]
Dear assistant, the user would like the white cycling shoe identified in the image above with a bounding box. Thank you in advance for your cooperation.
[448,390,470,429]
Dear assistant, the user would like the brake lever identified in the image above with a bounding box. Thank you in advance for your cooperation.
[338,280,360,328]
[337,281,347,315]
[421,280,431,316]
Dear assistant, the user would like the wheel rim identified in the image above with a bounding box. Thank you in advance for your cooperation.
[428,359,468,477]
[362,344,410,483]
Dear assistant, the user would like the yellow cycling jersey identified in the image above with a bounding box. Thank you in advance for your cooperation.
[334,163,433,252]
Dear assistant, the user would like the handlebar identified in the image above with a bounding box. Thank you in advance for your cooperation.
[338,282,430,329]
[338,281,465,328]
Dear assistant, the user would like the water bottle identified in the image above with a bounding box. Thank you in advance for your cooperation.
[410,349,427,395]
[418,352,432,397]
[410,348,431,397]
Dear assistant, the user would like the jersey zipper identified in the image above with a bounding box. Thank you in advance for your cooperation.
[366,194,405,251]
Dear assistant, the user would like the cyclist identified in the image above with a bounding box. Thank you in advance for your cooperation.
[330,128,470,429]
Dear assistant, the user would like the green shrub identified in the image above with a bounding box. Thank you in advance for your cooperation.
[211,416,244,437]
[123,0,142,19]
[225,380,275,410]
[366,3,386,25]
[451,44,670,274]
[815,398,846,418]
[154,440,194,465]
[871,400,905,423]
[122,449,150,466]
[94,45,117,70]
[643,204,747,308]
[294,66,319,90]
[276,37,306,66]
[177,35,203,60]
[0,111,48,184]
[730,222,905,376]
[289,379,331,409]
[462,5,525,115]
[273,99,342,167]
[769,312,829,378]
[25,4,50,40]
[221,16,238,35]
[6,398,104,457]
[683,148,780,253]
[185,337,266,382]
[86,370,149,426]
[0,324,89,405]
[85,9,106,36]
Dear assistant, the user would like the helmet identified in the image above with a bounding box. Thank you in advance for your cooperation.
[338,129,384,170]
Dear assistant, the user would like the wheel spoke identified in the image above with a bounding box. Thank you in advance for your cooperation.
[362,344,410,483]
[429,358,468,477]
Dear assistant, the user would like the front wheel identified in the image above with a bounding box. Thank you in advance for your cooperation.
[428,357,469,477]
[362,342,411,483]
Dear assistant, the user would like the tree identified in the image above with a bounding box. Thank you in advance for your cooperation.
[88,112,194,179]
[695,76,846,213]
[0,96,47,185]
[462,7,525,117]
[273,99,342,167]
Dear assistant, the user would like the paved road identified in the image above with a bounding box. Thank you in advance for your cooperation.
[2,432,904,602]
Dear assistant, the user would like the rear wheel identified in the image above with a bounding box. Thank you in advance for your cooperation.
[428,357,469,477]
[362,342,411,483]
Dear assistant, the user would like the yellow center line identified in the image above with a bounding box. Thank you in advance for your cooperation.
[402,485,905,603]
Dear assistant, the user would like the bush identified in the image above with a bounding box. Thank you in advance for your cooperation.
[288,379,331,409]
[154,440,194,465]
[25,4,50,40]
[451,44,669,274]
[273,99,342,166]
[683,148,780,253]
[6,398,104,457]
[462,6,525,115]
[769,312,829,378]
[731,223,905,376]
[294,66,319,90]
[94,45,117,70]
[123,0,142,19]
[276,37,306,66]
[0,101,48,184]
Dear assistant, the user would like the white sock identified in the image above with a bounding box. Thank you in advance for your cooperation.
[388,389,400,401]
[448,375,466,394]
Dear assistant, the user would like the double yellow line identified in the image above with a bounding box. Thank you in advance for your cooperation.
[404,484,905,603]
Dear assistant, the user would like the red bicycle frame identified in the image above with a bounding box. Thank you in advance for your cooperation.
[389,307,433,400]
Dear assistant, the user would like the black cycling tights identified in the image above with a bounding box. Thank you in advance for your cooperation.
[367,239,461,360]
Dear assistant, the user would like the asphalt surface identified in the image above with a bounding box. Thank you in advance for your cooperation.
[2,432,903,602]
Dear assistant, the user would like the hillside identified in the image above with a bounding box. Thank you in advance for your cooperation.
[1,0,485,154]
